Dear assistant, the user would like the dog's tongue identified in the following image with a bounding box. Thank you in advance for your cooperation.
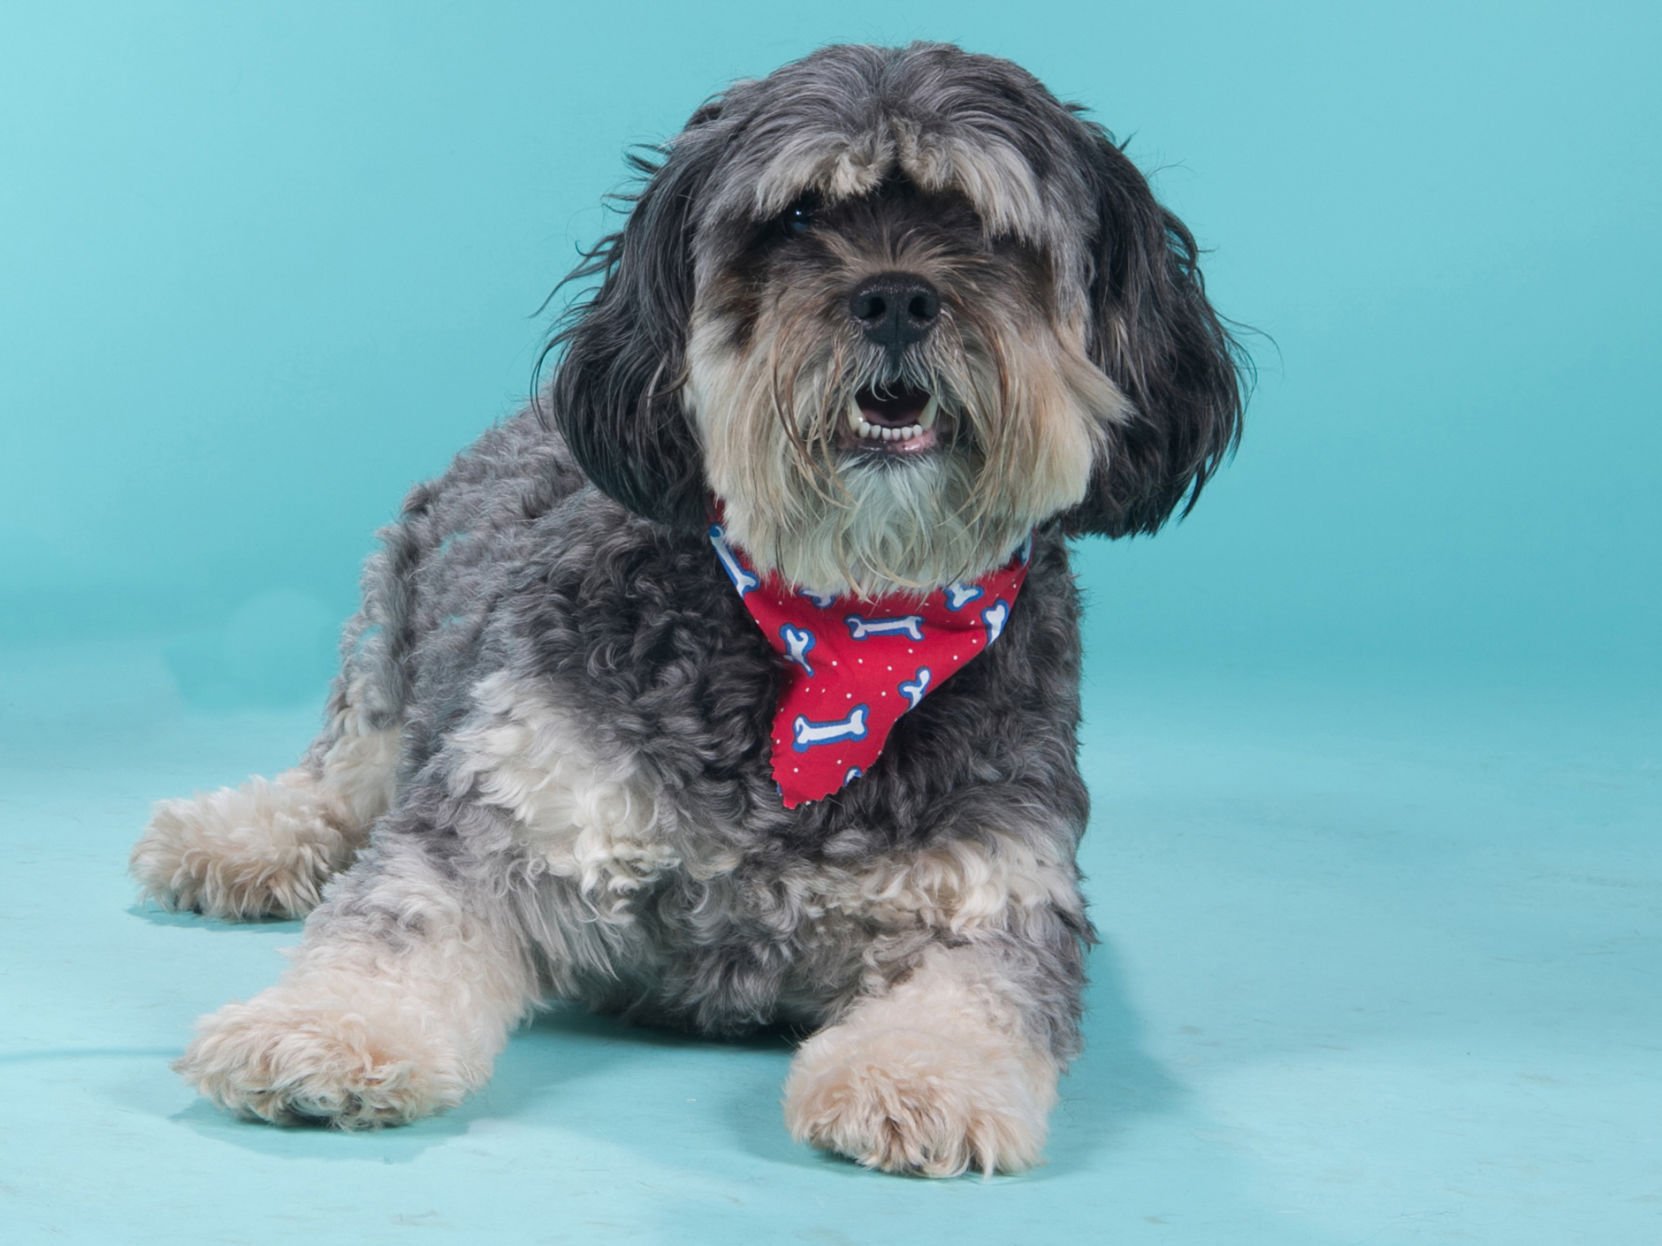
[859,386,929,426]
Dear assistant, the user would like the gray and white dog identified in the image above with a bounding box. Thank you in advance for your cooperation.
[131,42,1243,1177]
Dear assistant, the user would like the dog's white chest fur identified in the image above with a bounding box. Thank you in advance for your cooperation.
[451,671,696,902]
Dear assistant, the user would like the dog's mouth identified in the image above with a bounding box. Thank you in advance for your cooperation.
[838,384,943,456]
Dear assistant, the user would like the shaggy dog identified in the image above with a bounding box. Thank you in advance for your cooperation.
[130,41,1243,1177]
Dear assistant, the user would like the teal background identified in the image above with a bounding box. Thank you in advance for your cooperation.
[2,2,1657,1243]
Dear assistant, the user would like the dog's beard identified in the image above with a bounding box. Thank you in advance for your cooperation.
[687,299,1125,597]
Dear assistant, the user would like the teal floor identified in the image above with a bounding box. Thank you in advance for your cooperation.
[3,642,1657,1245]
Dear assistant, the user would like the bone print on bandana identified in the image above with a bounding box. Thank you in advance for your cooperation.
[709,523,1031,807]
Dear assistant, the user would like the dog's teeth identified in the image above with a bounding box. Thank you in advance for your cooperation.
[849,406,931,444]
[918,393,939,430]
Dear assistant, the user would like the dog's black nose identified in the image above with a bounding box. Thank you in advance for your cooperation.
[848,273,940,353]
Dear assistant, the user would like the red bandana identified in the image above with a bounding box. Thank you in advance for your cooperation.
[710,523,1031,807]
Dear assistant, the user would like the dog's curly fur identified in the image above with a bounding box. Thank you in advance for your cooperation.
[131,42,1244,1177]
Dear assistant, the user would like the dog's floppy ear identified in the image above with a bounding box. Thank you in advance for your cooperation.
[1062,124,1245,537]
[545,105,723,531]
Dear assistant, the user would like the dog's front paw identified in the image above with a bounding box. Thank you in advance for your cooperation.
[132,773,354,920]
[176,989,470,1128]
[783,1022,1058,1177]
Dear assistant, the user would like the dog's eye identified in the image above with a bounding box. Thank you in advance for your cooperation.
[780,194,819,237]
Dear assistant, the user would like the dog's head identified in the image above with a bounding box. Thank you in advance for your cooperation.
[549,42,1244,595]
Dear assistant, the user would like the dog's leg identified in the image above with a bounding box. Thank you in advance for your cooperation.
[131,516,421,920]
[129,678,399,920]
[783,940,1078,1177]
[175,823,537,1128]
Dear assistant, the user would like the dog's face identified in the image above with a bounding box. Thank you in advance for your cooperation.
[687,174,1124,595]
[551,43,1244,596]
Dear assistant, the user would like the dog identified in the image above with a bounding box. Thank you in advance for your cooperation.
[130,41,1243,1177]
